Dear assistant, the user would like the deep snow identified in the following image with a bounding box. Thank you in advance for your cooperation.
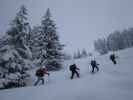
[0,48,133,100]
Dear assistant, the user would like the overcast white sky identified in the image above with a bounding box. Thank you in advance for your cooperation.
[0,0,133,54]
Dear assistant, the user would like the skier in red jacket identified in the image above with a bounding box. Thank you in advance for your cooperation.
[34,67,50,86]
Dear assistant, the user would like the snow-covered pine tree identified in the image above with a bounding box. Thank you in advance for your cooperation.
[73,52,77,59]
[94,38,108,55]
[77,49,82,59]
[40,8,63,71]
[30,26,46,66]
[7,5,32,59]
[107,31,125,51]
[62,53,72,60]
[0,5,32,88]
[81,49,88,58]
[73,49,82,59]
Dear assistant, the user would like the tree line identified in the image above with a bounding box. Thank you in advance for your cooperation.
[94,28,133,55]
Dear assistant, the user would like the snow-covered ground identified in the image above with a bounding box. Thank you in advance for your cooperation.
[0,48,133,100]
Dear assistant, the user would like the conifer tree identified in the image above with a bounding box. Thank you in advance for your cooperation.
[0,5,31,88]
[81,49,88,58]
[40,8,63,70]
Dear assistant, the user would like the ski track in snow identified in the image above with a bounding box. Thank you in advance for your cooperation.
[0,48,133,100]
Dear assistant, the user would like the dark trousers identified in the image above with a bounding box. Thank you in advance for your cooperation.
[111,59,117,64]
[34,77,44,86]
[112,59,117,64]
[71,70,79,79]
[92,66,99,73]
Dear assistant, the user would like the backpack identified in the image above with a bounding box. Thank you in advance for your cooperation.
[91,60,96,66]
[110,54,115,60]
[36,68,44,77]
[69,64,76,71]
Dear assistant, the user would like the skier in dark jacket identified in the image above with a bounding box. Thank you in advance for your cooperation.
[69,64,80,79]
[110,53,117,65]
[90,59,99,73]
[34,67,50,86]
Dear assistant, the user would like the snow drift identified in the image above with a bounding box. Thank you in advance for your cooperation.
[0,47,133,100]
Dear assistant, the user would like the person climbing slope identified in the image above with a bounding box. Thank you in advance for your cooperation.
[69,64,80,79]
[90,59,100,73]
[110,53,118,65]
[34,67,50,86]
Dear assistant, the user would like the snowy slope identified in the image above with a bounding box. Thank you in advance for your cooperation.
[0,48,133,100]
